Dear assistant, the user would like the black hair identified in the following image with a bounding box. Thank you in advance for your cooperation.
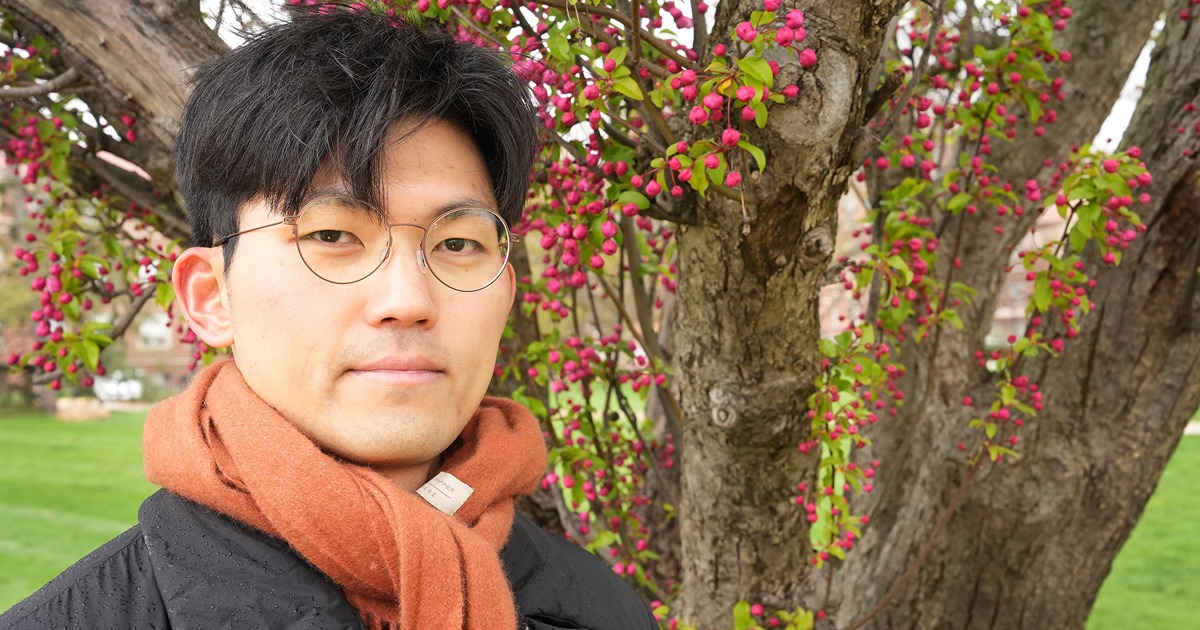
[174,8,538,267]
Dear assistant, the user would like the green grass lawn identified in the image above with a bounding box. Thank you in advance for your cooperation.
[0,411,157,610]
[1088,433,1200,629]
[0,409,1196,624]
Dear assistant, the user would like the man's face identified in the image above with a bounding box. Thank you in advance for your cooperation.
[217,120,514,474]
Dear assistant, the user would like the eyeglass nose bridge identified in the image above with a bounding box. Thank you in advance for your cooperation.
[377,224,431,275]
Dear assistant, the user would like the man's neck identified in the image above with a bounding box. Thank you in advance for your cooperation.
[374,456,441,493]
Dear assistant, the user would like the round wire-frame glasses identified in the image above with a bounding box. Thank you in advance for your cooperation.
[211,196,514,292]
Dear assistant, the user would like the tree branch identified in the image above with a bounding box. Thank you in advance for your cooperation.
[30,285,158,385]
[689,0,708,55]
[0,66,80,100]
[531,0,699,71]
[84,155,191,238]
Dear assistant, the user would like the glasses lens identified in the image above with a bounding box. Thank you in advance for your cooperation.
[424,208,510,291]
[295,197,387,283]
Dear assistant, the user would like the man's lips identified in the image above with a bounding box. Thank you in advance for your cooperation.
[347,357,446,383]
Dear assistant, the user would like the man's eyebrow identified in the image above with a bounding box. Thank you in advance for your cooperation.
[294,189,500,222]
[430,195,501,217]
[390,195,502,225]
[295,185,355,210]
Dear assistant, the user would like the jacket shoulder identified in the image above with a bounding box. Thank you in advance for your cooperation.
[137,489,363,629]
[0,524,169,630]
[502,512,658,630]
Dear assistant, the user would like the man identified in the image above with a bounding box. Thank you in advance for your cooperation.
[1,8,656,630]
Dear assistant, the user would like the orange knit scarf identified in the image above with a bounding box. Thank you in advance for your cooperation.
[143,360,547,630]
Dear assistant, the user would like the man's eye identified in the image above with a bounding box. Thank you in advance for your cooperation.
[318,230,345,243]
[438,238,482,253]
[303,229,359,244]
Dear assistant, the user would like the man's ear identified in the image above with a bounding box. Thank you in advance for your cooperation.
[173,247,234,348]
[505,262,517,309]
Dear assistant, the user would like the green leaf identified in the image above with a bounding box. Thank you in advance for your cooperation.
[648,85,665,108]
[548,33,570,62]
[78,340,100,371]
[940,309,963,330]
[607,46,628,67]
[690,164,710,197]
[1033,274,1051,312]
[155,282,175,309]
[1001,383,1016,406]
[736,57,774,88]
[612,76,643,100]
[732,601,754,630]
[886,255,914,285]
[947,192,972,213]
[1068,224,1088,252]
[82,321,113,336]
[616,189,650,209]
[737,140,767,172]
[753,101,768,128]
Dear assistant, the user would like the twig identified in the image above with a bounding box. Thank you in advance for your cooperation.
[857,0,946,160]
[630,0,642,65]
[689,0,708,55]
[30,285,157,385]
[530,0,699,71]
[0,66,80,100]
[213,0,229,34]
[85,156,191,237]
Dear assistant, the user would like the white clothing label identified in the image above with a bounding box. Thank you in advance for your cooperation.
[416,471,474,516]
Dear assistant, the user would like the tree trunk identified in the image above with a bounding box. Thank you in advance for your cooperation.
[0,0,224,193]
[7,2,1200,629]
[836,3,1200,628]
[673,1,904,625]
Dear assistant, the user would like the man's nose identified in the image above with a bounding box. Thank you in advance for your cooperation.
[361,230,437,326]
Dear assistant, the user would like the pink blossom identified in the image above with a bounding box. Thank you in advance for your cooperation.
[736,21,758,43]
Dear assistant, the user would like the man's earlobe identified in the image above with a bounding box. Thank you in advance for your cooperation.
[173,247,234,348]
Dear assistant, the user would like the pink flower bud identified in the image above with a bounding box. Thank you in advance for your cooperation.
[775,27,795,47]
[721,128,741,146]
[799,48,818,68]
[688,106,708,125]
[725,171,742,187]
[736,22,757,43]
[736,85,756,102]
[702,92,723,110]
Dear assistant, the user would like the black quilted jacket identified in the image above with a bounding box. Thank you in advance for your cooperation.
[0,489,656,630]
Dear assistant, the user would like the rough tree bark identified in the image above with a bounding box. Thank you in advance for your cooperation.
[0,0,224,200]
[838,2,1200,628]
[4,1,1199,629]
[671,0,907,625]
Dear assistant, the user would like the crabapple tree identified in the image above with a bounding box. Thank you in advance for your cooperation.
[1,0,1198,628]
